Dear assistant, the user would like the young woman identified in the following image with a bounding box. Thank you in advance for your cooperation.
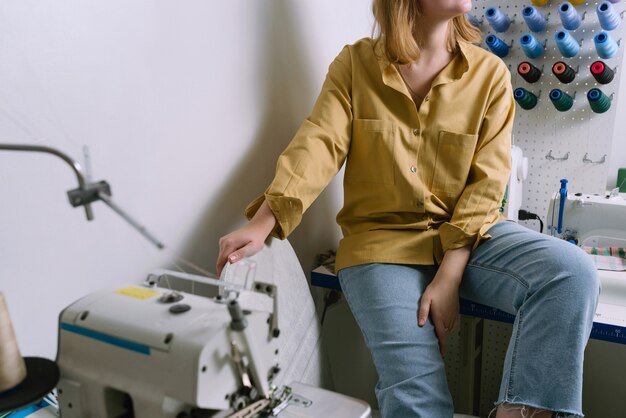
[217,1,600,417]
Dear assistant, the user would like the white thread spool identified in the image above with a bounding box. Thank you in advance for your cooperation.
[0,292,27,392]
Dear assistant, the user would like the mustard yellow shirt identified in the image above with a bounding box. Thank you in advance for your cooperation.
[246,37,515,271]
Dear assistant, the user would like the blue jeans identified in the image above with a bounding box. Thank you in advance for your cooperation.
[337,221,600,418]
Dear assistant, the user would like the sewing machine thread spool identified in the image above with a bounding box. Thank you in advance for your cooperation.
[486,34,509,57]
[467,13,480,28]
[591,60,615,84]
[485,7,511,33]
[550,89,574,111]
[595,32,619,59]
[514,87,538,110]
[597,1,621,31]
[617,168,626,192]
[0,293,26,392]
[531,0,550,6]
[552,61,577,83]
[523,6,548,32]
[520,33,545,58]
[518,61,542,83]
[559,2,582,30]
[555,30,580,58]
[587,88,612,113]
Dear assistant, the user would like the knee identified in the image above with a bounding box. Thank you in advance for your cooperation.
[554,245,600,306]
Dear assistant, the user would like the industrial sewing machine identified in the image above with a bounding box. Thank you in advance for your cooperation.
[55,267,371,418]
[546,186,626,307]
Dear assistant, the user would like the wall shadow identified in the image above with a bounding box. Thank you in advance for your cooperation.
[178,2,341,292]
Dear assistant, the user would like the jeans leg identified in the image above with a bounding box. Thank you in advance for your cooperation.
[461,221,600,417]
[338,263,454,418]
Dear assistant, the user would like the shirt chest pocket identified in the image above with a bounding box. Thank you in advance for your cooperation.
[345,119,395,185]
[431,131,479,197]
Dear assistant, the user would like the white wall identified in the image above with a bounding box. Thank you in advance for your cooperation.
[0,0,372,360]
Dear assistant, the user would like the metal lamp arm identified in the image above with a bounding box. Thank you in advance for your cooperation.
[0,143,164,249]
[0,143,94,220]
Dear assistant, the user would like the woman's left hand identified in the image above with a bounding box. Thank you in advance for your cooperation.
[418,277,460,357]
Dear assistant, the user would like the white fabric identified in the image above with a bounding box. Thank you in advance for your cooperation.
[242,238,331,388]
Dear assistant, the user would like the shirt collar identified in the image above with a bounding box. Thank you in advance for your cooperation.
[374,38,472,95]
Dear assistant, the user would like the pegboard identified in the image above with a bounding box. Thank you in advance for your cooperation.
[478,320,513,417]
[445,325,464,399]
[471,1,626,219]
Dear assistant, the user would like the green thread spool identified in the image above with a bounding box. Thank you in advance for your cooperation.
[549,89,574,112]
[514,87,538,110]
[587,88,611,113]
[617,168,626,192]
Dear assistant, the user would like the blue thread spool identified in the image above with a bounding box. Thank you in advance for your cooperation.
[587,88,612,113]
[549,89,574,111]
[520,33,544,58]
[555,30,580,58]
[514,87,538,110]
[595,31,619,59]
[559,2,582,30]
[485,7,511,33]
[486,34,509,57]
[466,13,480,28]
[523,6,548,32]
[597,2,621,31]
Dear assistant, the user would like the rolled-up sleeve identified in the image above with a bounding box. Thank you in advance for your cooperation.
[244,46,353,239]
[438,67,515,252]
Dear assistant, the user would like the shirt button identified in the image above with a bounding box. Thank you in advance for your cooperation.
[412,128,419,136]
[410,166,417,173]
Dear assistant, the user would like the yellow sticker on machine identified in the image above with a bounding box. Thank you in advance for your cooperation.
[115,286,160,300]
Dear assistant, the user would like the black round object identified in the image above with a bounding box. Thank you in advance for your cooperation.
[169,304,191,314]
[0,357,59,413]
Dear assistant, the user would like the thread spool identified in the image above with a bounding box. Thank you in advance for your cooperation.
[466,13,480,28]
[591,60,615,84]
[597,1,621,31]
[0,293,27,392]
[569,0,586,4]
[552,61,577,83]
[594,31,619,59]
[559,2,582,30]
[606,0,622,3]
[531,0,550,5]
[518,62,542,83]
[555,30,580,57]
[523,6,548,32]
[520,33,545,58]
[549,89,574,111]
[485,7,511,33]
[486,34,509,57]
[587,88,612,113]
[514,87,538,110]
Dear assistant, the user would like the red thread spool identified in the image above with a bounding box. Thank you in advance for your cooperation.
[518,61,541,83]
[552,61,576,83]
[591,61,614,84]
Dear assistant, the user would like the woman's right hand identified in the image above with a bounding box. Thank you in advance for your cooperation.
[216,200,277,276]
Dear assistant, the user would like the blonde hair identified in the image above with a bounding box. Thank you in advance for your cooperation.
[372,0,482,64]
